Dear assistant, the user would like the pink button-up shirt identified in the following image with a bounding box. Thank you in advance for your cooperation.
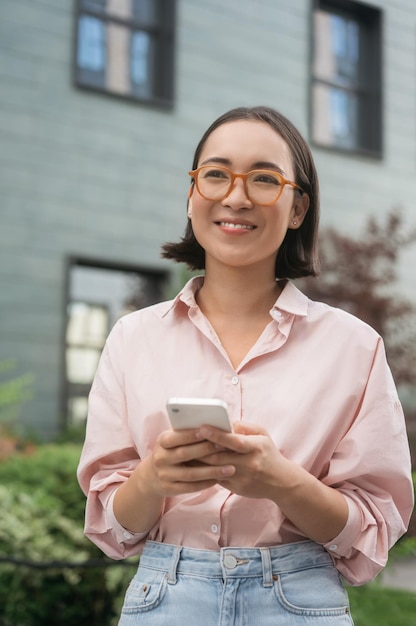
[77,277,414,585]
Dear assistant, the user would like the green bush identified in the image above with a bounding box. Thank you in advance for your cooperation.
[0,447,413,625]
[0,444,137,626]
[348,585,416,626]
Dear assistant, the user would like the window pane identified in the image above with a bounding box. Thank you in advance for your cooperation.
[77,15,106,88]
[314,10,360,87]
[66,303,108,347]
[66,347,102,384]
[130,31,155,98]
[312,83,358,149]
[68,397,89,424]
[69,265,162,323]
[77,15,105,71]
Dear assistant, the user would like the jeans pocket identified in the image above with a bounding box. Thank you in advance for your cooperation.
[121,568,168,615]
[274,565,352,618]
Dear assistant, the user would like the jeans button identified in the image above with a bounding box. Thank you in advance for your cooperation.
[223,554,238,569]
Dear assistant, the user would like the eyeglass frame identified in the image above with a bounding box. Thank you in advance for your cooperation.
[188,165,304,207]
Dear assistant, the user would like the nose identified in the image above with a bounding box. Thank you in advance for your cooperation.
[221,176,253,210]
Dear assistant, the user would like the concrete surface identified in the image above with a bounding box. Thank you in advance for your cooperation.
[378,558,416,593]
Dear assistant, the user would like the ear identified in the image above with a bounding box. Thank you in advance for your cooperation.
[289,193,309,229]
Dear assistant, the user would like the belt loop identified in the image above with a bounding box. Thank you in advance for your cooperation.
[167,546,182,584]
[260,548,273,587]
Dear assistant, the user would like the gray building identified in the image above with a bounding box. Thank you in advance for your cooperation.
[1,0,416,439]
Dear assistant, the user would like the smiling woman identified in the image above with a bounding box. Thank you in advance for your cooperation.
[77,106,414,626]
[176,118,310,280]
[162,107,318,279]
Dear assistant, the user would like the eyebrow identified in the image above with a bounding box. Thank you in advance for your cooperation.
[199,156,287,176]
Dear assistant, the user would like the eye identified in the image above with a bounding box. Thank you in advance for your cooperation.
[252,171,282,186]
[202,167,230,180]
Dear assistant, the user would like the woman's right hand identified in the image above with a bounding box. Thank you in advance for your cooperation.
[140,428,236,497]
[113,428,235,533]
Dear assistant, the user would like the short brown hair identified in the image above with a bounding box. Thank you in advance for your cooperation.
[161,106,320,278]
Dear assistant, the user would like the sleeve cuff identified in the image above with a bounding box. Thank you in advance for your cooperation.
[322,496,363,558]
[105,489,149,545]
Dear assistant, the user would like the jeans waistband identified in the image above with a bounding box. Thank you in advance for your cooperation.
[140,540,333,587]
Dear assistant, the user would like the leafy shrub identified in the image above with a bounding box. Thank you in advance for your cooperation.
[0,444,137,626]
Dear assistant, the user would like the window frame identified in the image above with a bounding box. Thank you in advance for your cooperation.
[61,255,169,427]
[72,0,176,109]
[309,0,383,158]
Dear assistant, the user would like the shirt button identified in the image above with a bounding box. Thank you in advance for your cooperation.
[231,376,239,385]
[211,524,218,533]
[328,544,338,552]
[123,531,132,540]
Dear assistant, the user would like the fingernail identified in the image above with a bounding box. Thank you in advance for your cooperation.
[200,427,212,438]
[221,465,234,476]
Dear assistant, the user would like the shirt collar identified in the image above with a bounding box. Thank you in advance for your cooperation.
[160,276,309,319]
[272,280,309,317]
[160,276,204,317]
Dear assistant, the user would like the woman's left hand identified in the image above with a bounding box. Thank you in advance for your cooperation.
[196,421,295,500]
[197,420,349,544]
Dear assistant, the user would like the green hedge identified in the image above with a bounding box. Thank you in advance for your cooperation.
[0,446,414,626]
[0,444,137,626]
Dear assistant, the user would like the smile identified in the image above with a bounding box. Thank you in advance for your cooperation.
[217,222,256,230]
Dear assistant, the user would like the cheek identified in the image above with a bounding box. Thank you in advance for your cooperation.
[192,190,209,207]
[190,194,213,219]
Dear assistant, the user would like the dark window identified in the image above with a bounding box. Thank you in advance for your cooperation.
[311,0,382,156]
[74,0,175,107]
[63,258,167,424]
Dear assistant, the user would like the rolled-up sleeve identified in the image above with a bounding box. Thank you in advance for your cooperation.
[322,338,414,585]
[77,320,148,559]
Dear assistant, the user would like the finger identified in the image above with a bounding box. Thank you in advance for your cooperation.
[197,426,253,453]
[159,428,203,450]
[172,440,223,464]
[162,461,236,485]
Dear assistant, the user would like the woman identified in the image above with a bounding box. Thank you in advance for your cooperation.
[77,106,414,625]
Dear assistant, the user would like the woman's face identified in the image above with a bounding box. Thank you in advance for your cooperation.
[188,119,309,276]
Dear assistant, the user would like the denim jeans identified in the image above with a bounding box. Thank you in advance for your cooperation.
[118,540,354,625]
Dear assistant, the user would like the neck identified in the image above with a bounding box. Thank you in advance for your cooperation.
[197,264,282,318]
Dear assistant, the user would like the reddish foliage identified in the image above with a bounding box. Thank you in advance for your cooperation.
[300,209,416,387]
[299,209,416,466]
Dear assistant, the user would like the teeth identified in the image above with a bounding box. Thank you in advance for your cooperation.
[219,222,255,229]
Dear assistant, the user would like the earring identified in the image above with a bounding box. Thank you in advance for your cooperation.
[293,220,297,226]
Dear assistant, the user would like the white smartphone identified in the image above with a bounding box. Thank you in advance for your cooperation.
[166,397,232,432]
